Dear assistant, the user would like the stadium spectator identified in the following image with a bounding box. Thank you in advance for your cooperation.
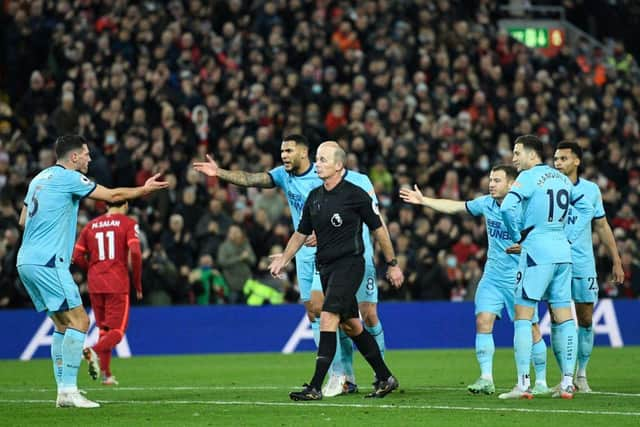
[0,0,638,309]
[217,224,256,304]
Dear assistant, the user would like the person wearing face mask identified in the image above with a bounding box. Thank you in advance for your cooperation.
[400,164,549,397]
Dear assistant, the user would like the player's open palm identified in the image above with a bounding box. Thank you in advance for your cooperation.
[144,173,169,192]
[399,185,424,206]
[193,154,219,177]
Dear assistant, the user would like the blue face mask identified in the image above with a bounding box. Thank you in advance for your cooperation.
[446,257,457,268]
[201,266,211,272]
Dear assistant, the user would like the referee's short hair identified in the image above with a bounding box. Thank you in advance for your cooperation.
[55,134,87,159]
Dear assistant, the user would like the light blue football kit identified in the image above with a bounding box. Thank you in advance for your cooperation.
[565,178,605,303]
[465,195,543,384]
[17,164,97,393]
[466,195,521,321]
[17,165,97,313]
[564,177,606,380]
[500,163,593,389]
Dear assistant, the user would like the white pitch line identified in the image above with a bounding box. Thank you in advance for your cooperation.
[1,385,639,397]
[0,399,639,417]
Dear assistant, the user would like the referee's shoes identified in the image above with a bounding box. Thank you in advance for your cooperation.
[365,376,399,398]
[289,384,322,401]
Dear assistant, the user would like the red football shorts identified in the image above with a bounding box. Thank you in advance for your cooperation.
[89,293,130,332]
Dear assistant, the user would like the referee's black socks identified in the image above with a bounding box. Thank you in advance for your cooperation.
[310,331,337,390]
[352,329,392,381]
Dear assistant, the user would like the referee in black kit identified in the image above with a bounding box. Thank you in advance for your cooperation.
[269,141,404,401]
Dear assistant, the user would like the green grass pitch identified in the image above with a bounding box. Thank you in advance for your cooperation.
[0,347,638,426]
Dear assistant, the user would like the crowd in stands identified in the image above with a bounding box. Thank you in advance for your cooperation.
[0,0,639,308]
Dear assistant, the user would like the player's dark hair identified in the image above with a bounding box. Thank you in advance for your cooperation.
[514,134,544,161]
[556,140,583,162]
[556,140,583,174]
[491,164,518,181]
[107,199,127,208]
[282,134,309,148]
[55,134,87,159]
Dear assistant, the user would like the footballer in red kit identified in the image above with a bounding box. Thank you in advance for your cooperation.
[72,200,142,385]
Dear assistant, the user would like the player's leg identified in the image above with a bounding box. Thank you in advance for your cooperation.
[18,265,98,408]
[548,263,577,399]
[84,293,104,381]
[93,293,129,385]
[572,276,598,392]
[468,278,499,395]
[575,302,594,391]
[17,265,66,389]
[499,260,551,399]
[531,319,550,394]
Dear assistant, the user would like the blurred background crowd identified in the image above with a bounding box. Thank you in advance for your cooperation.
[0,0,639,308]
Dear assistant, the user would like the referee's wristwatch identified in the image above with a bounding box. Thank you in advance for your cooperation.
[386,258,398,267]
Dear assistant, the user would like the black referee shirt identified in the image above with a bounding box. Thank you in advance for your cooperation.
[297,177,382,265]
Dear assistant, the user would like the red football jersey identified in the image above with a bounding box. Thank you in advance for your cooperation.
[73,213,141,294]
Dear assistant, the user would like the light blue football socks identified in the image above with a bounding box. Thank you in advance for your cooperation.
[51,330,64,389]
[60,328,86,392]
[475,333,495,380]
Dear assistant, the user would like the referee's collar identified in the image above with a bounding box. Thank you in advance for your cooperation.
[324,170,347,192]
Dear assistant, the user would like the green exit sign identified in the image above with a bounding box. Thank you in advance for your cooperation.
[508,27,549,48]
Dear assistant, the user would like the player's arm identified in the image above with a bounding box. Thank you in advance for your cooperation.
[18,205,27,228]
[129,239,143,300]
[500,191,524,243]
[359,189,403,288]
[566,191,594,244]
[269,196,312,276]
[399,185,466,214]
[72,227,90,271]
[89,173,168,203]
[192,154,275,188]
[593,217,625,283]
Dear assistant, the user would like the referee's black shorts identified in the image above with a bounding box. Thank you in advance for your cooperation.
[317,255,364,320]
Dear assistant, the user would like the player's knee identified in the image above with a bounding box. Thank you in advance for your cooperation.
[475,314,494,333]
[577,314,592,328]
[531,323,542,342]
[359,303,378,327]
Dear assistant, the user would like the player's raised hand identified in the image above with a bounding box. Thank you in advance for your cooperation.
[193,154,219,177]
[399,185,425,206]
[143,173,169,192]
[386,265,404,288]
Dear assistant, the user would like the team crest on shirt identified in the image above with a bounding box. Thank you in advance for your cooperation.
[331,213,343,227]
